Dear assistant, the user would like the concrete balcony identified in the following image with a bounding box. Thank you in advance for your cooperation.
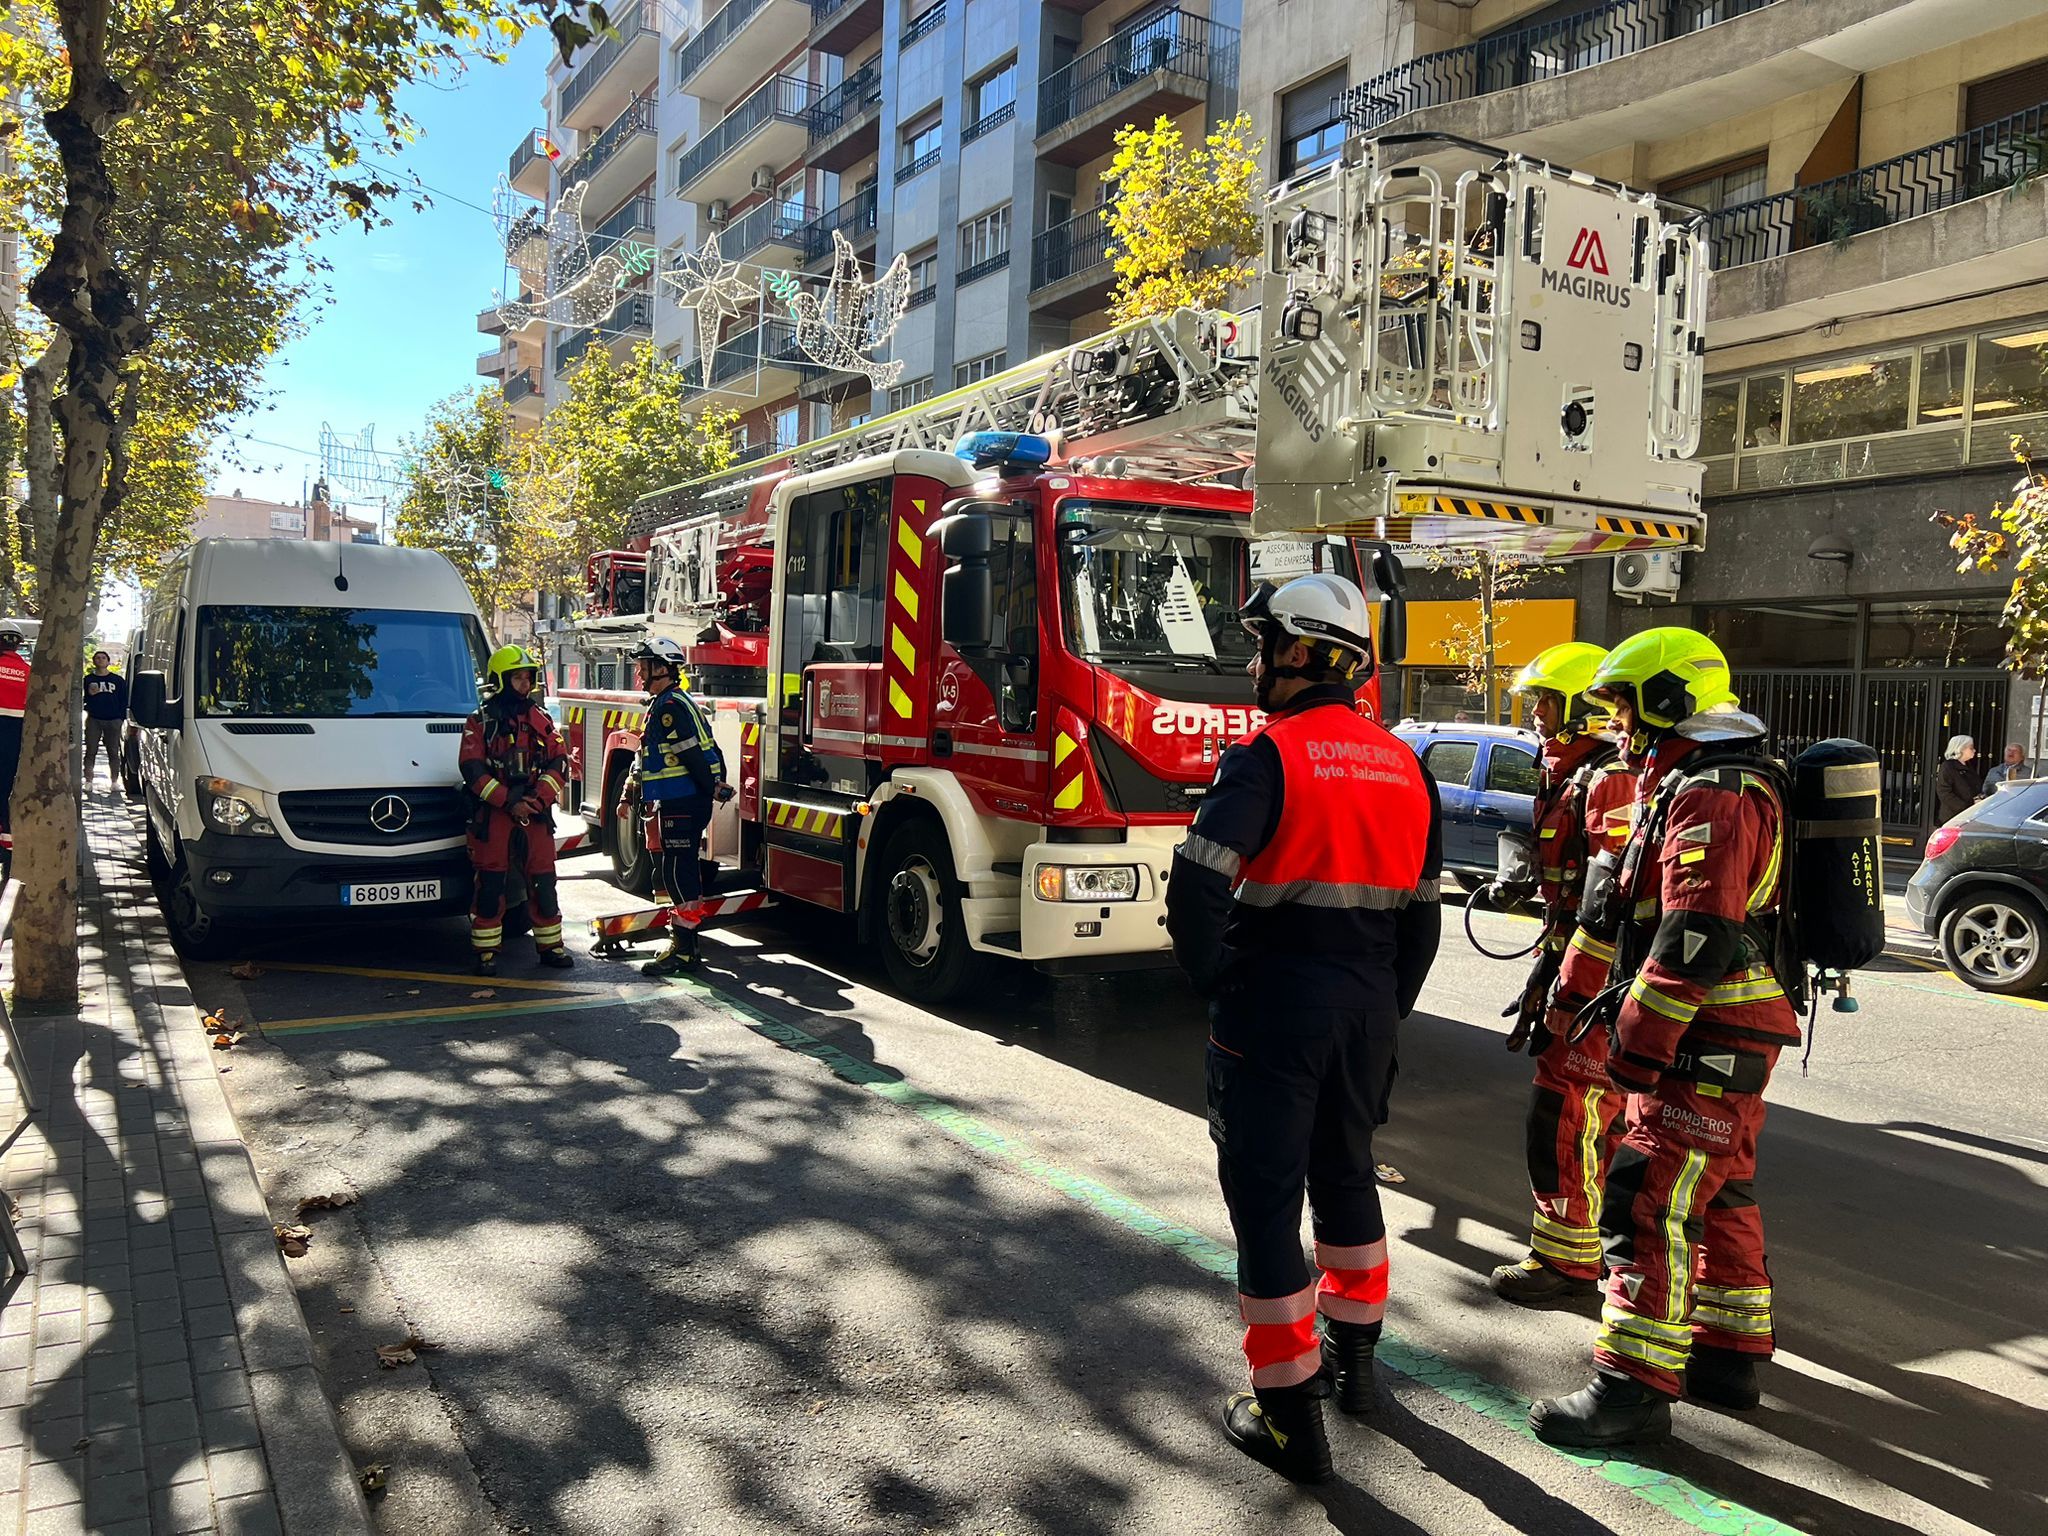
[1037,8,1238,167]
[1029,206,1116,318]
[554,295,654,378]
[722,197,808,267]
[675,74,821,207]
[565,194,657,283]
[809,0,881,56]
[477,305,508,338]
[508,133,553,199]
[504,370,542,408]
[561,95,656,216]
[1342,0,2048,170]
[681,320,819,411]
[558,0,658,133]
[477,346,511,379]
[799,187,878,267]
[675,0,812,96]
[806,62,882,174]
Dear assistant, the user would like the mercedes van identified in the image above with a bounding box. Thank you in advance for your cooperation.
[131,539,490,956]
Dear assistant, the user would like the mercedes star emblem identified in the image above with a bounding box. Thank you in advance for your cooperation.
[368,794,412,834]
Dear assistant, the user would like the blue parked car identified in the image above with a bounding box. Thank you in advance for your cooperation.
[1393,721,1542,886]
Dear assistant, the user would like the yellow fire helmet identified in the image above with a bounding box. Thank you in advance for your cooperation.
[1588,627,1738,730]
[486,643,543,696]
[1510,641,1608,720]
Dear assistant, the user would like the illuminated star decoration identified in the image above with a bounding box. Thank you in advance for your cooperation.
[493,181,635,333]
[782,230,913,390]
[658,232,761,372]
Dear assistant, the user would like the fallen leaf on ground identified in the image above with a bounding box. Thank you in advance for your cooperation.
[376,1332,441,1368]
[359,1463,389,1495]
[470,989,495,999]
[296,1191,360,1215]
[1374,1163,1406,1185]
[201,1009,230,1033]
[211,1031,245,1051]
[229,962,264,980]
[274,1223,313,1258]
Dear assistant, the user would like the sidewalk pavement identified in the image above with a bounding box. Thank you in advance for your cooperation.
[0,799,370,1535]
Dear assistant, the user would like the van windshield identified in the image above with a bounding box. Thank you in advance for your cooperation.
[193,606,490,719]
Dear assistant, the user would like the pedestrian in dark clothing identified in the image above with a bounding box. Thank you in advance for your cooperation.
[83,650,128,792]
[1934,736,1980,824]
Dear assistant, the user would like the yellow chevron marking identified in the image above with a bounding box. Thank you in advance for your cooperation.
[796,807,816,833]
[891,623,916,672]
[889,678,913,718]
[1054,733,1075,768]
[897,517,922,567]
[894,571,919,622]
[1053,776,1084,812]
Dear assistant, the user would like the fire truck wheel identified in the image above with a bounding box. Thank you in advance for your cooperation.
[607,777,654,896]
[876,820,987,1005]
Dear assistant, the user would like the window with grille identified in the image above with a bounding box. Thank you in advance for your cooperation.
[958,205,1011,278]
[955,351,1006,387]
[906,245,939,306]
[967,61,1017,137]
[900,110,943,174]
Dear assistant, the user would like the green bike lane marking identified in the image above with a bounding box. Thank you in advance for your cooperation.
[660,971,1800,1536]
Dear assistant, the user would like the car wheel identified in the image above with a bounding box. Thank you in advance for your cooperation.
[163,853,237,961]
[875,819,988,1005]
[1939,891,2048,994]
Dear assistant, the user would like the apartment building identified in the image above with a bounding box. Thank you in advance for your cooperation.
[1242,0,2048,839]
[195,487,377,544]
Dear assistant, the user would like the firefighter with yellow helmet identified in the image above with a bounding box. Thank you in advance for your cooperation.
[460,644,573,976]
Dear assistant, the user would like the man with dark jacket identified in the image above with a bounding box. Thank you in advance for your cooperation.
[82,650,129,793]
[1166,573,1443,1485]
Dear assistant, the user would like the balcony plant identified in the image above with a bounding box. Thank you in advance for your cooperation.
[1798,180,1892,250]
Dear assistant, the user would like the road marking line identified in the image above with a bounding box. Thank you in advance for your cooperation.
[262,991,659,1035]
[254,962,599,994]
[661,970,1804,1536]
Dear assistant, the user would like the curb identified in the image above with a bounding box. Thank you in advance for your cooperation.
[99,814,375,1536]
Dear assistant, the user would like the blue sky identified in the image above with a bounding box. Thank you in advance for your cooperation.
[204,29,554,527]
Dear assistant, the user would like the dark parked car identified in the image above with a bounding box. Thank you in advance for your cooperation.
[1906,778,2048,993]
[1393,721,1541,886]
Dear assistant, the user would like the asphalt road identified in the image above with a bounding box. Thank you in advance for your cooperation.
[177,836,2048,1536]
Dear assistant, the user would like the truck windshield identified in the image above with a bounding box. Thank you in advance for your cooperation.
[1056,501,1359,671]
[193,606,491,719]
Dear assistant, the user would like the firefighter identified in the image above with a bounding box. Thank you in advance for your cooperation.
[1530,628,1800,1447]
[0,625,29,881]
[1165,573,1443,1485]
[1490,642,1639,1305]
[626,637,731,978]
[460,645,573,977]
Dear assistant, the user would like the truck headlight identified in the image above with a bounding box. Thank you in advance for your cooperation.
[1034,864,1139,902]
[198,777,278,837]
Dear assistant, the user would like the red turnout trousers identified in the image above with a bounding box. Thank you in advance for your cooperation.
[1523,1023,1625,1280]
[467,809,562,955]
[1594,1051,1779,1397]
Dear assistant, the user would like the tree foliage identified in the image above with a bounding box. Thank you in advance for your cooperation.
[1932,444,2048,676]
[393,386,521,632]
[1424,549,1557,723]
[1101,112,1265,325]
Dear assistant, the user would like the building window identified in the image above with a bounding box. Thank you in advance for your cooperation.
[1662,154,1767,213]
[1789,351,1911,444]
[1975,324,2048,419]
[906,245,939,307]
[900,109,943,178]
[955,351,1006,387]
[957,204,1011,282]
[1965,59,2048,130]
[893,376,934,411]
[903,1,946,49]
[772,405,801,452]
[1278,67,1347,178]
[965,60,1017,140]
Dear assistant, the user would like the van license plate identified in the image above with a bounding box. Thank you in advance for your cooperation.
[342,880,441,907]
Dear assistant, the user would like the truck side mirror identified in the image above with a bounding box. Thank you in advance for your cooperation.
[130,670,179,730]
[1367,542,1408,666]
[937,513,995,652]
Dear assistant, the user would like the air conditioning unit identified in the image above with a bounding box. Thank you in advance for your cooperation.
[750,167,776,194]
[1613,549,1682,602]
[707,198,730,224]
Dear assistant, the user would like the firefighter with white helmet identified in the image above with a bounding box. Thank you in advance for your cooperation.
[1166,572,1444,1483]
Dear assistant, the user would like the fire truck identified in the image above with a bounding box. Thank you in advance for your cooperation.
[548,135,1710,1001]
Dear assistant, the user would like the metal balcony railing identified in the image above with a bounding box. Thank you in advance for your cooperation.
[1342,0,1780,131]
[560,0,652,120]
[799,187,878,260]
[901,2,945,50]
[674,0,771,88]
[1030,205,1114,290]
[1039,8,1236,137]
[957,251,1009,286]
[675,74,821,193]
[692,321,814,390]
[563,95,657,188]
[810,0,866,26]
[726,197,809,258]
[505,370,541,404]
[555,295,654,377]
[808,62,882,141]
[506,206,548,253]
[962,100,1015,144]
[508,132,549,184]
[1702,101,2048,269]
[554,195,656,284]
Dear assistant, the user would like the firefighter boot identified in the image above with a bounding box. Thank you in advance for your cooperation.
[1221,1380,1333,1485]
[1685,1346,1762,1411]
[474,950,498,979]
[641,936,700,978]
[1529,1369,1673,1448]
[1320,1319,1381,1415]
[1491,1256,1598,1307]
[537,946,575,969]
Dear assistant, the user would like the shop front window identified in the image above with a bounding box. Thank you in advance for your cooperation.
[1864,597,2007,670]
[1790,352,1910,443]
[1705,603,1858,670]
[1973,326,2048,420]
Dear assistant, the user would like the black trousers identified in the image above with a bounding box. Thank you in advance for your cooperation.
[647,801,704,950]
[1207,995,1398,1300]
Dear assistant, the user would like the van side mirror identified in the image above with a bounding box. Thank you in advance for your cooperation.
[131,670,179,730]
[937,512,995,652]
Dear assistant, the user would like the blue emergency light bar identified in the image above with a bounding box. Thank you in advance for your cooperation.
[955,431,1054,472]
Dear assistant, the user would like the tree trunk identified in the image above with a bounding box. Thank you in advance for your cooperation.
[20,334,71,588]
[1478,553,1499,725]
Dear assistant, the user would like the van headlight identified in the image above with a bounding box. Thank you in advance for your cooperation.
[198,778,278,837]
[1034,864,1140,902]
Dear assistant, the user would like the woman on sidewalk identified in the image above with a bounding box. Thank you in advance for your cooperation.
[1934,736,1981,825]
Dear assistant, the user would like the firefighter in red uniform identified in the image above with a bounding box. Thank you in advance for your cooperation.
[0,624,29,881]
[461,645,573,977]
[1489,642,1640,1304]
[1531,628,1800,1446]
[1166,574,1443,1484]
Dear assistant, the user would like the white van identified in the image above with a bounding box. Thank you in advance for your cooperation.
[131,539,490,956]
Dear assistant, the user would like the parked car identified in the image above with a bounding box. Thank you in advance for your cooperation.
[1393,721,1541,886]
[1906,778,2048,993]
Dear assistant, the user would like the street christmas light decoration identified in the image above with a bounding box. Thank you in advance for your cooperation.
[658,231,761,372]
[318,422,407,500]
[494,181,640,333]
[778,230,914,390]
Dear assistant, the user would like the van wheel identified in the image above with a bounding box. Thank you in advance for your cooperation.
[1939,891,2048,994]
[875,820,987,1005]
[163,854,236,961]
[608,779,654,897]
